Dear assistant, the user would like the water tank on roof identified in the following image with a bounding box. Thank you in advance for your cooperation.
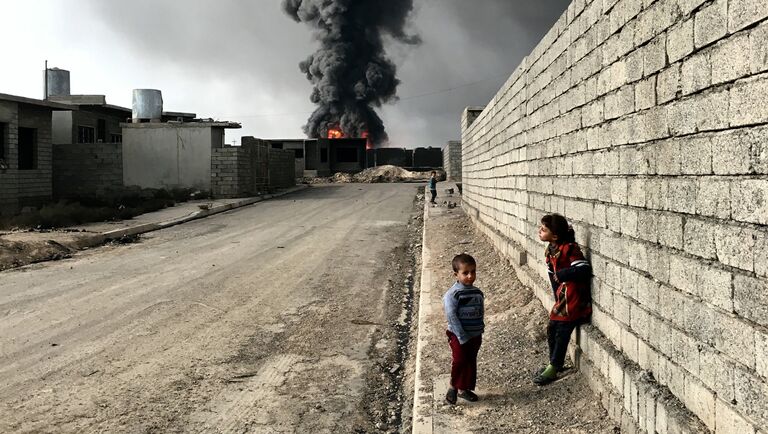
[132,89,163,122]
[45,68,70,97]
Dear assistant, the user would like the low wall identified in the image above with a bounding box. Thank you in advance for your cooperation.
[462,0,768,432]
[212,141,295,198]
[442,141,462,182]
[53,143,123,199]
[211,147,253,198]
[268,148,296,189]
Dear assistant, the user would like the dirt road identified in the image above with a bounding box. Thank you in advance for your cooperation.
[0,184,421,433]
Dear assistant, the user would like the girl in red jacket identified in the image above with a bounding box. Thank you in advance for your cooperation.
[533,213,592,385]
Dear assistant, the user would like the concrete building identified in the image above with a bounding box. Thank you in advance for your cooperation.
[267,137,368,177]
[442,140,462,182]
[365,147,413,168]
[0,93,70,216]
[122,121,240,191]
[412,146,443,169]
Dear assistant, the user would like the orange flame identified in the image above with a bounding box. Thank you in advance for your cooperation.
[327,126,373,149]
[328,127,344,139]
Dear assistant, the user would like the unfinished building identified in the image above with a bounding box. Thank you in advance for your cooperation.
[0,94,70,216]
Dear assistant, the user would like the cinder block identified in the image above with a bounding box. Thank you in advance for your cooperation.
[731,179,768,225]
[644,34,668,77]
[711,129,752,175]
[695,88,730,132]
[733,367,768,427]
[656,139,683,175]
[695,178,731,219]
[730,73,768,127]
[667,18,695,63]
[681,51,712,95]
[728,0,768,33]
[667,99,697,136]
[712,33,751,85]
[683,218,716,259]
[756,330,768,380]
[714,224,756,272]
[694,0,728,49]
[715,398,757,434]
[664,178,697,214]
[679,135,712,174]
[751,21,768,74]
[656,63,682,104]
[683,376,716,430]
[670,254,698,295]
[635,75,657,110]
[714,311,755,368]
[605,84,636,119]
[733,274,768,328]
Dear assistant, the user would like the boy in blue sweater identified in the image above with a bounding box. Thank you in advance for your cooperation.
[443,253,485,404]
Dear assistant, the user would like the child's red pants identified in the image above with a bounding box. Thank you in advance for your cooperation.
[447,330,482,391]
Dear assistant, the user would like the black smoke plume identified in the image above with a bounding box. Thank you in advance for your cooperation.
[282,0,419,146]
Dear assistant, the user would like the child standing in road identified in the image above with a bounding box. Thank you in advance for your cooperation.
[443,253,485,404]
[428,171,438,204]
[533,213,592,385]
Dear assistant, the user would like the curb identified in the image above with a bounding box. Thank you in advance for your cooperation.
[412,186,434,434]
[80,185,309,248]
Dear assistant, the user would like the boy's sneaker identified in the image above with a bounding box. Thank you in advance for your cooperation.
[445,388,457,405]
[458,390,478,402]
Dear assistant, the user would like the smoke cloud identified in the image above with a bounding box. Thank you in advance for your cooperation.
[282,0,419,146]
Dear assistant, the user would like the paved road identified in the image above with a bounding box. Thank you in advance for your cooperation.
[0,184,419,433]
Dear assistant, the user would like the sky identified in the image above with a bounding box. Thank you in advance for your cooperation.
[0,0,571,148]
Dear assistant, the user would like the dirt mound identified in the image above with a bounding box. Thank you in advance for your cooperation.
[305,166,441,184]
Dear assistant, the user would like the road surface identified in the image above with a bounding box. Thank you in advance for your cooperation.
[0,184,421,433]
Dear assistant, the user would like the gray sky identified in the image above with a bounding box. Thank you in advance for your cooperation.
[1,0,570,148]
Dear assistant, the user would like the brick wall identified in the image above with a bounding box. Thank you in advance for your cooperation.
[268,148,296,189]
[17,104,53,207]
[461,0,768,432]
[212,141,295,198]
[52,143,123,199]
[442,140,463,182]
[0,101,19,215]
[211,146,254,198]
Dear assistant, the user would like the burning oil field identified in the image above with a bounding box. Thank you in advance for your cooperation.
[282,0,420,147]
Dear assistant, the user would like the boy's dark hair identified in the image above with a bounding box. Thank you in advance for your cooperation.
[431,171,436,175]
[541,213,576,244]
[452,253,477,272]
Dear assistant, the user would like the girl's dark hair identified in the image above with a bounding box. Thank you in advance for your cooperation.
[452,253,476,272]
[541,213,576,244]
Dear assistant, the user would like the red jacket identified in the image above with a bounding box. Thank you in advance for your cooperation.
[545,242,592,322]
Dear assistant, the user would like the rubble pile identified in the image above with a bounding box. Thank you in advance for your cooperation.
[306,165,442,184]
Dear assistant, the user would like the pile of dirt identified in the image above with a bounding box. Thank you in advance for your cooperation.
[306,165,441,184]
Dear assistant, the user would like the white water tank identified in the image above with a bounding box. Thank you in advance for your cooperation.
[46,68,70,97]
[132,89,163,122]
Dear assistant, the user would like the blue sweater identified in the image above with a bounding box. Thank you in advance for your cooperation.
[443,281,485,344]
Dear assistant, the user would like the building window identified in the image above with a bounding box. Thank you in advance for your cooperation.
[18,127,37,170]
[294,149,304,159]
[0,123,6,160]
[336,147,358,163]
[78,125,95,143]
[110,134,122,143]
[97,119,106,142]
[320,147,328,163]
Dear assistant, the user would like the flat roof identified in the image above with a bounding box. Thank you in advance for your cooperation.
[121,121,241,129]
[0,93,73,110]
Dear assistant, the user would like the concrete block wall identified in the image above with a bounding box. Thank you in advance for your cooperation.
[442,140,463,182]
[268,148,296,189]
[211,147,254,198]
[0,101,20,216]
[461,0,768,432]
[17,104,53,208]
[52,143,123,199]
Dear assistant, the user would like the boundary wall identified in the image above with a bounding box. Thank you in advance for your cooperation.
[461,0,768,432]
